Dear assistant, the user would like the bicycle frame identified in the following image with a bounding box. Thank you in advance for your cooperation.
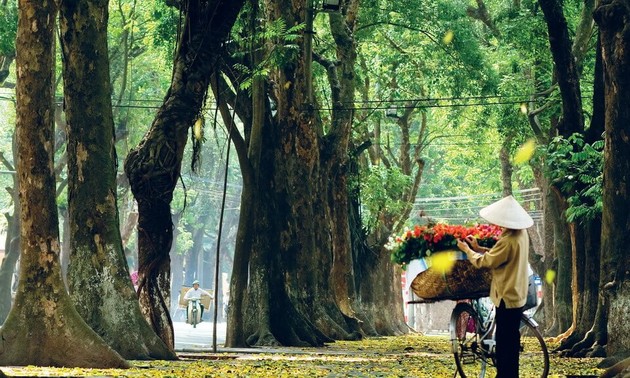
[449,298,549,378]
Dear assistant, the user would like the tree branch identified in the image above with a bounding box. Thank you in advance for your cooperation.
[466,0,501,38]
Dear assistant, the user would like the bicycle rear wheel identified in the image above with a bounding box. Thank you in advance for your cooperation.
[450,302,492,378]
[519,315,549,378]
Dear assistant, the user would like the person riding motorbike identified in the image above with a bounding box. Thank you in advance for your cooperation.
[184,280,212,322]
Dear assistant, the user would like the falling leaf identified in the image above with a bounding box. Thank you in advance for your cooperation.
[193,117,204,141]
[443,30,454,45]
[429,251,457,274]
[545,269,557,284]
[284,81,292,89]
[520,103,528,114]
[513,139,536,165]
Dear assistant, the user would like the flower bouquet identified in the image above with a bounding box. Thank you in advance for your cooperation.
[386,223,503,300]
[387,223,502,268]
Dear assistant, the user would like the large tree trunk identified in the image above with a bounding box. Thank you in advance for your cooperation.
[564,218,601,356]
[563,33,607,357]
[538,0,584,136]
[226,0,362,347]
[215,64,255,347]
[547,191,572,336]
[123,0,244,348]
[539,0,591,345]
[325,4,379,336]
[0,0,126,367]
[529,164,556,334]
[594,0,630,364]
[58,0,175,360]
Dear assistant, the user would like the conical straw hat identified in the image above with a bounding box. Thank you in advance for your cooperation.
[479,195,534,230]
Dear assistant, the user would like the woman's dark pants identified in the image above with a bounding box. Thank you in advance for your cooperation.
[495,300,524,378]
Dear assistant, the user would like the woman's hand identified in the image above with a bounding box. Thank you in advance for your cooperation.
[456,238,472,254]
[465,235,480,251]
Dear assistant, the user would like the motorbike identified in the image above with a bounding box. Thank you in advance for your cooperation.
[186,298,202,328]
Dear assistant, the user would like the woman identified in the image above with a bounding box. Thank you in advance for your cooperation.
[456,195,533,378]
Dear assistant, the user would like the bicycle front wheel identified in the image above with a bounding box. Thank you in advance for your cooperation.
[450,302,491,378]
[519,315,549,378]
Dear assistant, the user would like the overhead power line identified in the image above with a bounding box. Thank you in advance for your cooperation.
[414,188,540,203]
[0,93,574,112]
[411,188,543,222]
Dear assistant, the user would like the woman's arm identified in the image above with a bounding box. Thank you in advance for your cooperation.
[458,237,510,269]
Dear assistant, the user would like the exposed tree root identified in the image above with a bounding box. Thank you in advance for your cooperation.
[247,330,281,347]
[548,323,575,344]
[600,354,630,375]
[565,330,597,357]
[0,306,128,368]
[556,330,585,354]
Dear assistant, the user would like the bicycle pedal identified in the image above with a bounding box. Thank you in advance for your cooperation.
[461,352,477,364]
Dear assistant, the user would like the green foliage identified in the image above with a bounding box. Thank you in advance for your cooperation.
[0,2,17,56]
[359,165,412,232]
[231,18,305,91]
[151,1,179,61]
[546,134,603,223]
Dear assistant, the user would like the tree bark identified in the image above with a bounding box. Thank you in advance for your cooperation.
[58,0,176,360]
[124,0,244,348]
[0,0,127,367]
[594,0,630,361]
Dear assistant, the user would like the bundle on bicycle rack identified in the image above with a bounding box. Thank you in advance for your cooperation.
[409,255,492,300]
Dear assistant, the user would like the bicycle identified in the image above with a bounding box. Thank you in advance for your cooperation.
[449,298,549,377]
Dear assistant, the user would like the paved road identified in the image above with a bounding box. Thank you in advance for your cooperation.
[174,320,226,351]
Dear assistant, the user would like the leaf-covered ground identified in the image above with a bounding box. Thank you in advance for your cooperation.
[0,334,604,377]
